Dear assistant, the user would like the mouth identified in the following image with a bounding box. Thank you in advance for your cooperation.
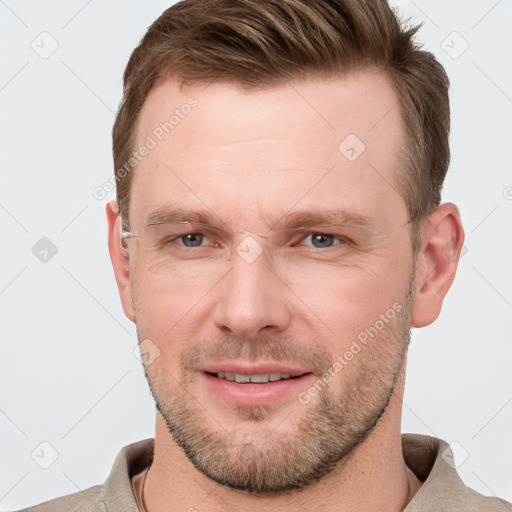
[201,367,315,406]
[206,371,309,383]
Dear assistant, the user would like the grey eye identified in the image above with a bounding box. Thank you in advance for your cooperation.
[310,234,335,248]
[181,233,204,247]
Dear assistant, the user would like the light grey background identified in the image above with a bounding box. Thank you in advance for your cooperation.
[1,0,511,509]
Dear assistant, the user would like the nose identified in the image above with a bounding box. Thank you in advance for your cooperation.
[213,236,292,339]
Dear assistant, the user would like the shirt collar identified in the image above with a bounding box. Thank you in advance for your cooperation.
[101,434,479,510]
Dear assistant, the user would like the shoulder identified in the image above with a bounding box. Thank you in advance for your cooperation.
[15,485,106,512]
[15,439,153,512]
[402,433,511,511]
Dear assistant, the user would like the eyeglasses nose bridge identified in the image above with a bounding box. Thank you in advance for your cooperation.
[238,230,272,240]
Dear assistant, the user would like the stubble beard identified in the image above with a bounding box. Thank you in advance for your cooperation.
[137,273,415,495]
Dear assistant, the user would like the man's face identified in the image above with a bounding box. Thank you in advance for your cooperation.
[125,73,416,493]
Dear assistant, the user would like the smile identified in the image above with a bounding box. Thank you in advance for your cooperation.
[202,371,314,406]
[208,371,306,383]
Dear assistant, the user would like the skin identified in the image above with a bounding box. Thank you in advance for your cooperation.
[107,72,464,511]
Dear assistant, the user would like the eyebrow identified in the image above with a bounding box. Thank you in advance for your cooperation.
[146,209,223,227]
[145,207,376,231]
[270,209,377,230]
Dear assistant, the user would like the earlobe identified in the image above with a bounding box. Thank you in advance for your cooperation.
[410,203,465,328]
[106,200,135,322]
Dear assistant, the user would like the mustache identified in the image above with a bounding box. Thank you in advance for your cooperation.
[181,333,333,376]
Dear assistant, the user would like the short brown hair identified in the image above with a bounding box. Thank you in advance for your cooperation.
[113,0,450,254]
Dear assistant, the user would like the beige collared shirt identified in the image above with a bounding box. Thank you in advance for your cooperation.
[20,434,511,511]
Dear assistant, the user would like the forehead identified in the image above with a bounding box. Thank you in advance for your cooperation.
[131,72,407,230]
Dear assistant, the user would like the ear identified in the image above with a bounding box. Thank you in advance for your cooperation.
[411,203,465,328]
[106,200,135,322]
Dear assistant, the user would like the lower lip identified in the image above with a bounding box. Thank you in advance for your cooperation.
[201,372,314,406]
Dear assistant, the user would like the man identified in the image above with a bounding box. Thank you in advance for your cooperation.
[21,0,510,510]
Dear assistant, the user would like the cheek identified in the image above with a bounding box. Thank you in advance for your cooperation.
[293,256,409,345]
[133,286,195,382]
[131,269,214,344]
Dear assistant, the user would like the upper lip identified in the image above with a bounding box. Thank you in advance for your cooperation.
[201,362,312,377]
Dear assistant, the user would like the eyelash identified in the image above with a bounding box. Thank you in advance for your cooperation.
[166,231,352,249]
[297,233,351,248]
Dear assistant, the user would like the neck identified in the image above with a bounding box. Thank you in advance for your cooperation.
[144,371,422,512]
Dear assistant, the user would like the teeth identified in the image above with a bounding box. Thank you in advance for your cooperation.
[250,374,269,383]
[215,372,296,383]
